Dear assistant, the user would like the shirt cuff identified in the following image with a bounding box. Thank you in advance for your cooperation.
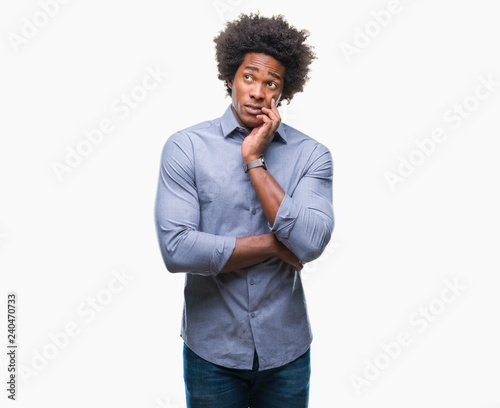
[269,194,300,240]
[209,235,236,276]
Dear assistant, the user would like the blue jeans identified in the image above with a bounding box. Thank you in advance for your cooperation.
[183,344,310,408]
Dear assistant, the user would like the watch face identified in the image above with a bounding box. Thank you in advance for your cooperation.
[260,156,266,169]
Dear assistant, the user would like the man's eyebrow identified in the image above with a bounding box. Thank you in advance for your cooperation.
[244,66,282,81]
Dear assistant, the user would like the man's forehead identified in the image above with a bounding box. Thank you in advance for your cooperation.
[239,53,285,77]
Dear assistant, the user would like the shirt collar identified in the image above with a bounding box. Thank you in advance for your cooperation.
[220,104,287,144]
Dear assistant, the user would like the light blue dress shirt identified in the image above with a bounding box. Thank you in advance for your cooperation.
[154,105,334,370]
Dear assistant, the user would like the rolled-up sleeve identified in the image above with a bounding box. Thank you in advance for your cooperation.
[154,132,236,276]
[270,143,334,263]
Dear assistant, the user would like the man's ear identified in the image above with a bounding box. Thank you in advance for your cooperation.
[227,80,233,89]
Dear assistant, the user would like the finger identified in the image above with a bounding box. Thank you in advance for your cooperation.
[270,98,282,121]
[262,104,280,122]
[271,97,281,117]
[251,121,271,139]
[262,102,281,132]
[256,114,271,124]
[260,110,278,125]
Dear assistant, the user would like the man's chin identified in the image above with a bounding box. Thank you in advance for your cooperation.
[242,115,263,130]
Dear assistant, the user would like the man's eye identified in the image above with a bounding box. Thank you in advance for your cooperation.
[268,82,277,89]
[244,74,252,81]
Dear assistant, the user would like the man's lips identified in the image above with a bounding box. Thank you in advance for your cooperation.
[244,104,264,115]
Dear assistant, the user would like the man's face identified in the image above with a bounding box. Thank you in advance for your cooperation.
[228,53,285,132]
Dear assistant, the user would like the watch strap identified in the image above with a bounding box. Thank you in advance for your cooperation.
[243,157,266,173]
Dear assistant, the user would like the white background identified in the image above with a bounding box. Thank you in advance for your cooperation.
[1,0,499,407]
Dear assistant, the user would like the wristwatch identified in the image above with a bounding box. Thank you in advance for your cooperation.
[243,156,267,173]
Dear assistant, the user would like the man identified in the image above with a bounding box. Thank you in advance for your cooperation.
[154,13,334,408]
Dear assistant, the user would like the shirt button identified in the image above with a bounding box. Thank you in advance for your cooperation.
[251,208,257,215]
[250,279,255,285]
[251,312,256,318]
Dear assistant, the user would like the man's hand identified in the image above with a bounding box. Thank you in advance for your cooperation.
[275,238,304,272]
[241,98,281,163]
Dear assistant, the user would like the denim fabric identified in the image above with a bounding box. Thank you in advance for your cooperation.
[183,343,310,408]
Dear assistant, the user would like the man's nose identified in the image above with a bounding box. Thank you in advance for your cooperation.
[249,84,265,100]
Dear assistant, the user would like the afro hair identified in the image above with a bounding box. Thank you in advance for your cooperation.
[213,13,316,105]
